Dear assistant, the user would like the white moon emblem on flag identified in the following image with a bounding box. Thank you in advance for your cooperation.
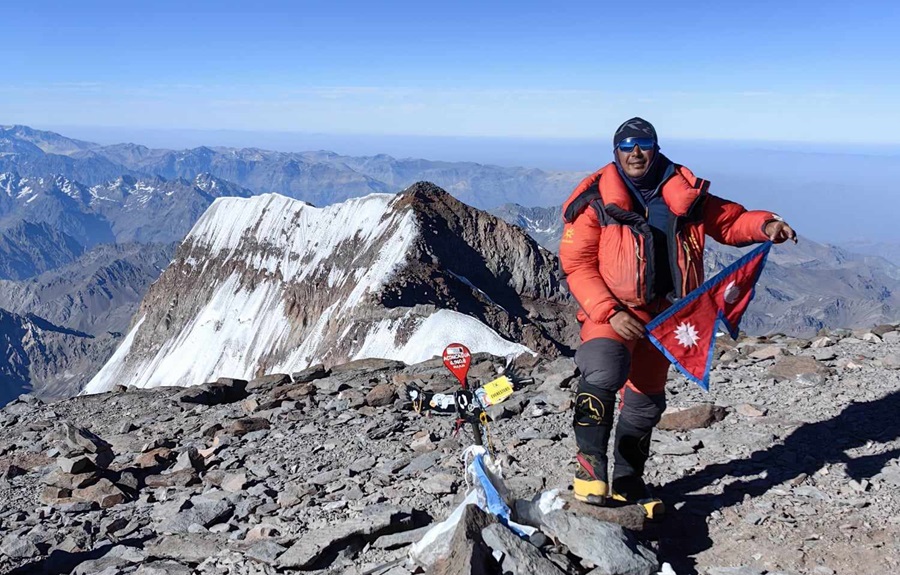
[674,322,700,348]
[723,281,741,304]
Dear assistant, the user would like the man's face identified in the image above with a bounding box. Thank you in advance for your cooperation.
[616,142,655,179]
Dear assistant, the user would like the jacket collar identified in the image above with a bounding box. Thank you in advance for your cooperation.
[598,160,702,217]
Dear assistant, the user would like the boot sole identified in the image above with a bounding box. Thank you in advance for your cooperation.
[610,493,666,520]
[573,476,608,506]
[573,493,608,506]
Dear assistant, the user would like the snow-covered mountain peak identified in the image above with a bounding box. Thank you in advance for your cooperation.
[184,192,417,301]
[85,182,575,392]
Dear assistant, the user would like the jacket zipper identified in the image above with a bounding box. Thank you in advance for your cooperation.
[669,217,684,300]
[682,238,692,295]
[690,232,703,288]
[633,230,644,304]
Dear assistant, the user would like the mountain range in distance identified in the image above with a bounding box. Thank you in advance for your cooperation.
[1,125,583,210]
[1,124,899,403]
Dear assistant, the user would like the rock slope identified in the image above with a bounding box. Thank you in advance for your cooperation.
[86,182,575,393]
[0,220,85,280]
[0,326,898,574]
[0,308,119,404]
[0,242,176,336]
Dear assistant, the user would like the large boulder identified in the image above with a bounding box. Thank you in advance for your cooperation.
[658,404,727,431]
[541,510,658,575]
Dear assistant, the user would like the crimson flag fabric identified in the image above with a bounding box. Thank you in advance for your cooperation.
[646,241,772,391]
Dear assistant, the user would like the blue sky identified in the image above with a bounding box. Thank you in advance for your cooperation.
[4,0,899,142]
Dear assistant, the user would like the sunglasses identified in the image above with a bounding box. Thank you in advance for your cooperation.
[616,137,656,152]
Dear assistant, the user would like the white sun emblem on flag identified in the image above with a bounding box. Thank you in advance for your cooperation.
[674,322,700,348]
[723,281,741,304]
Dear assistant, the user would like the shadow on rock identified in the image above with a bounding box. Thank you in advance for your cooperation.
[657,388,900,574]
[8,535,154,575]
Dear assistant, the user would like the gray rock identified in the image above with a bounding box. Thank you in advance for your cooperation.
[422,472,456,495]
[410,433,437,453]
[72,477,126,508]
[331,358,405,374]
[768,356,830,381]
[292,364,330,383]
[221,472,247,493]
[882,353,900,369]
[58,454,95,474]
[541,510,658,575]
[749,346,784,360]
[61,422,112,455]
[428,505,500,575]
[366,383,396,407]
[481,523,564,574]
[654,441,697,456]
[401,452,442,476]
[277,483,314,508]
[875,463,900,487]
[373,524,433,550]
[247,373,291,390]
[810,337,834,348]
[735,403,767,418]
[810,349,837,361]
[882,331,900,343]
[1,534,40,559]
[134,562,194,575]
[72,557,132,575]
[486,403,513,421]
[658,404,727,431]
[145,534,227,564]
[244,539,287,565]
[119,421,137,433]
[159,499,233,534]
[171,447,205,473]
[309,468,343,486]
[278,504,410,568]
[350,456,377,474]
[178,379,248,405]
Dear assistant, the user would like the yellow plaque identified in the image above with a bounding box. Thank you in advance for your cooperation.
[482,376,514,405]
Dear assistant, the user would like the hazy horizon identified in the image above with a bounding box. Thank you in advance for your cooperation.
[2,122,891,246]
[34,124,900,171]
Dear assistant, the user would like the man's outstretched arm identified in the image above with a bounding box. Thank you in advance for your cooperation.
[703,194,796,246]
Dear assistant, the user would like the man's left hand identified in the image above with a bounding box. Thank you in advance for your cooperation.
[764,220,797,244]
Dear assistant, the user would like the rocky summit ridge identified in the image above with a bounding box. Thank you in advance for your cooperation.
[85,182,575,393]
[0,325,899,574]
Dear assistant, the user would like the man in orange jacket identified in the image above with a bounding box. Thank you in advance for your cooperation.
[559,118,795,517]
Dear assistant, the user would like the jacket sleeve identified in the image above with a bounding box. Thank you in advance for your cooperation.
[702,194,777,247]
[559,208,620,323]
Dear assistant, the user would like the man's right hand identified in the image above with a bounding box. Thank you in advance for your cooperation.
[609,310,645,340]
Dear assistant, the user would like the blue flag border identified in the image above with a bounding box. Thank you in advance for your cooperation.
[645,241,772,391]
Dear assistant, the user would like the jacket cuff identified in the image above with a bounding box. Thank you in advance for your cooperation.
[591,302,625,324]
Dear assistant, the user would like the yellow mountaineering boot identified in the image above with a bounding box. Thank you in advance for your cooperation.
[611,476,665,520]
[573,452,609,505]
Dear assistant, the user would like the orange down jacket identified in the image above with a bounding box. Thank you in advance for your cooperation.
[559,162,776,331]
